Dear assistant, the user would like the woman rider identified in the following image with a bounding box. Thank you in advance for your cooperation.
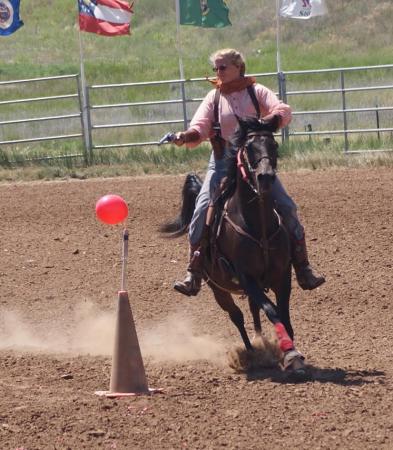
[172,48,325,296]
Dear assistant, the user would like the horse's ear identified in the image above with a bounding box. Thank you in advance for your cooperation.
[236,115,248,131]
[231,116,249,147]
[261,115,280,133]
[270,115,280,132]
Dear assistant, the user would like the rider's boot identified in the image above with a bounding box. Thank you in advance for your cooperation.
[291,235,325,290]
[173,244,204,296]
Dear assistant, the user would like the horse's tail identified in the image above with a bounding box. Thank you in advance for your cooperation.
[159,172,203,237]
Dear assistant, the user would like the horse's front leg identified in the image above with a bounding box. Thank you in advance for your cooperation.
[248,297,262,342]
[240,274,308,379]
[275,266,294,340]
[243,276,309,381]
[239,274,294,353]
[210,285,253,351]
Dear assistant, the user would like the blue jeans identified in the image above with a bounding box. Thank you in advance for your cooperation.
[188,152,304,246]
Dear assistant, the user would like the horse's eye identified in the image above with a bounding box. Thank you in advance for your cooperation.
[250,157,262,168]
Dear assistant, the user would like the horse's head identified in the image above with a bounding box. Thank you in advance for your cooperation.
[230,117,279,195]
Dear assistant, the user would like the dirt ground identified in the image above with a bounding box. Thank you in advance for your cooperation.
[0,168,392,450]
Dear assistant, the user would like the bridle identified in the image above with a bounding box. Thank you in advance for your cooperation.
[236,131,277,197]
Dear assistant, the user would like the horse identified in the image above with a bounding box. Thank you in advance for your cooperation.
[161,117,306,378]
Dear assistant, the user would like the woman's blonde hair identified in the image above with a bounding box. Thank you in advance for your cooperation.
[209,48,246,76]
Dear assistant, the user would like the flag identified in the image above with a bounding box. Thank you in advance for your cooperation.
[280,0,327,20]
[0,0,24,36]
[180,0,231,28]
[78,0,133,36]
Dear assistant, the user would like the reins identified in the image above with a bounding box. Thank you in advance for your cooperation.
[236,147,248,182]
[222,200,283,250]
[236,140,275,196]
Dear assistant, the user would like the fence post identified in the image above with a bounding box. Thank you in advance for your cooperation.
[84,86,93,163]
[277,71,289,143]
[76,75,88,165]
[180,79,188,130]
[306,123,313,142]
[77,74,93,165]
[375,104,380,140]
[340,70,349,153]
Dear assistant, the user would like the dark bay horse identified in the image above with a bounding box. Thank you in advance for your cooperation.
[161,117,306,376]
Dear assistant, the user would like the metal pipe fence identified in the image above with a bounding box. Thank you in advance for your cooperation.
[0,74,85,162]
[1,64,393,164]
[283,64,393,152]
[87,64,393,153]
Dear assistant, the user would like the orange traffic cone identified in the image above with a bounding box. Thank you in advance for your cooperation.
[96,290,155,397]
[95,229,161,397]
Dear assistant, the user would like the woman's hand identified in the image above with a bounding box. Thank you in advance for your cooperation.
[173,132,186,147]
[173,129,201,147]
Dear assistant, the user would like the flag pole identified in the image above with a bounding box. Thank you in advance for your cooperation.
[275,0,282,73]
[77,25,93,164]
[275,0,287,143]
[175,0,185,80]
[175,0,188,130]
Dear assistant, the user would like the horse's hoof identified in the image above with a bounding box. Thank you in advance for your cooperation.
[282,350,310,382]
[285,366,310,382]
[173,281,201,297]
[173,285,197,296]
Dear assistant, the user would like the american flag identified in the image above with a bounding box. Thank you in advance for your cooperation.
[78,0,133,36]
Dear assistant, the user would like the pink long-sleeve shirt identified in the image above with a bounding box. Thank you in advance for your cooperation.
[186,83,292,148]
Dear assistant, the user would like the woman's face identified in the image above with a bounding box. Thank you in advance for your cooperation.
[213,57,242,84]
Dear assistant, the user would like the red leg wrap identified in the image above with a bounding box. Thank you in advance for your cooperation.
[274,323,294,352]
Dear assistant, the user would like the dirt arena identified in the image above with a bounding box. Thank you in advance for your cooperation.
[0,168,392,450]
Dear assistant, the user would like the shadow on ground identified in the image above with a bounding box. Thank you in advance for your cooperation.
[246,366,386,385]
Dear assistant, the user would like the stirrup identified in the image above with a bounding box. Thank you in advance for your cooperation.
[295,264,325,291]
[173,271,202,297]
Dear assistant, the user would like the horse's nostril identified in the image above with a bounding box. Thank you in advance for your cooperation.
[258,172,274,182]
[257,173,274,190]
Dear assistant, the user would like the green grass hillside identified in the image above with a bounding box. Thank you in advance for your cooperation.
[1,0,393,181]
[1,0,393,83]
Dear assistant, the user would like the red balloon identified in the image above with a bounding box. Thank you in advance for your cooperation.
[95,194,128,225]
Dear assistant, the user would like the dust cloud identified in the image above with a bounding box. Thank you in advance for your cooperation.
[0,303,226,363]
[0,302,114,355]
[139,311,226,363]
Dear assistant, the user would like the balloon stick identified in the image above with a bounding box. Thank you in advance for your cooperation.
[121,229,129,291]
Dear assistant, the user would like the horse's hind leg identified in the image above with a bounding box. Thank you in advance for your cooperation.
[210,285,253,351]
[248,297,262,342]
